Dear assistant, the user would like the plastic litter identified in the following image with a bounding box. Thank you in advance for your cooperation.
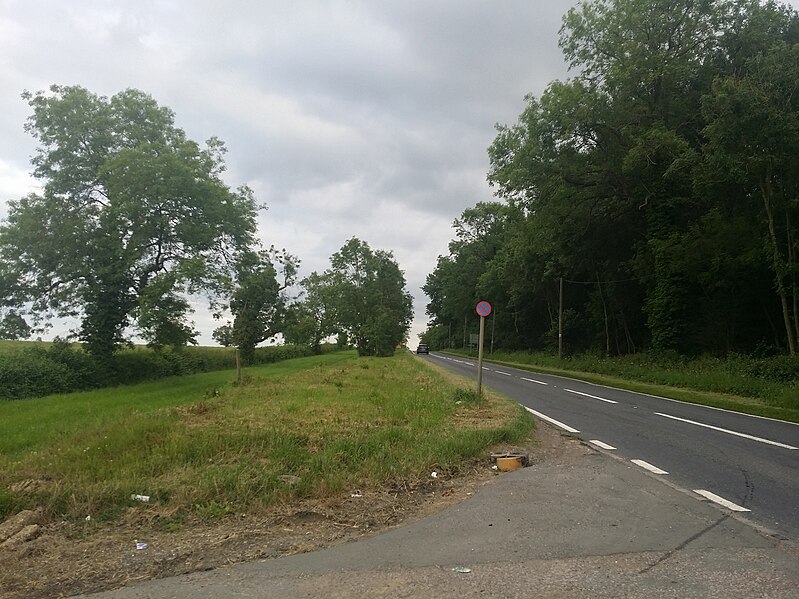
[131,494,150,503]
[135,542,148,550]
[431,471,438,479]
[350,491,363,498]
[452,566,472,573]
[85,515,91,521]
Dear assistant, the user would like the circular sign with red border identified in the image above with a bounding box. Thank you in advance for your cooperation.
[475,300,492,317]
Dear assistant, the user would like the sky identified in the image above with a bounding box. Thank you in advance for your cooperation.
[0,0,581,345]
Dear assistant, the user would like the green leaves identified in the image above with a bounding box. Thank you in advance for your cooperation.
[434,0,799,356]
[1,86,259,359]
[308,238,412,357]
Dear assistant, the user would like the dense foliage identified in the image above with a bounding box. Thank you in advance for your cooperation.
[0,86,258,361]
[0,341,315,400]
[424,0,799,358]
[292,238,413,357]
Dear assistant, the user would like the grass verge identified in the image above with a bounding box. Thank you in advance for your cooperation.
[444,350,799,423]
[0,351,531,524]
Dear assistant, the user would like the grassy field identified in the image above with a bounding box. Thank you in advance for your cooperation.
[0,351,531,524]
[448,349,799,423]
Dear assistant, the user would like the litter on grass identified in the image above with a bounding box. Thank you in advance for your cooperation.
[452,566,472,573]
[135,542,148,550]
[131,494,150,503]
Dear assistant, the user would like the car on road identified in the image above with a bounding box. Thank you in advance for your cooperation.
[416,343,429,354]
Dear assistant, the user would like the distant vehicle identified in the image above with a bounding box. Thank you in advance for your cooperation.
[416,343,429,354]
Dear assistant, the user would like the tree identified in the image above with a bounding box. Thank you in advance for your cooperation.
[318,238,412,357]
[0,311,32,340]
[702,38,799,355]
[283,272,336,353]
[213,248,299,363]
[0,85,257,362]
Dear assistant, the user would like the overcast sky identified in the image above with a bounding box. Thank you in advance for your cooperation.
[0,1,608,344]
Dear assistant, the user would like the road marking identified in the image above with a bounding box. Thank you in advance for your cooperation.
[464,362,474,366]
[565,389,618,404]
[631,459,668,475]
[482,367,490,371]
[494,370,512,376]
[523,407,580,433]
[655,412,798,450]
[521,377,548,385]
[694,490,750,512]
[589,440,616,450]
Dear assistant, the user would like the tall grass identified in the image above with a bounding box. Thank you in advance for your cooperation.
[0,352,531,523]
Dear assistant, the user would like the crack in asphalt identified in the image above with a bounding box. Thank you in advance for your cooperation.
[637,514,730,574]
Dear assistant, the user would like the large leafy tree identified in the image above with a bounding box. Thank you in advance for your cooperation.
[702,37,799,355]
[282,272,336,353]
[0,85,257,360]
[212,248,299,363]
[432,0,799,357]
[317,238,412,357]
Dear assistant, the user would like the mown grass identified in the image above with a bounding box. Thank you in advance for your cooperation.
[448,349,799,423]
[0,351,531,524]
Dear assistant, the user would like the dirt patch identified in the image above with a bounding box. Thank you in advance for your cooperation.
[0,422,581,599]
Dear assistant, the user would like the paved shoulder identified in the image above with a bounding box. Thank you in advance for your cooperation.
[85,428,799,599]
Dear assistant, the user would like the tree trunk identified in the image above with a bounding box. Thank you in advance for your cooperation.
[760,173,796,355]
[596,273,611,356]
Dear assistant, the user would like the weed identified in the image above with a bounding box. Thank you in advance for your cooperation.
[453,388,482,405]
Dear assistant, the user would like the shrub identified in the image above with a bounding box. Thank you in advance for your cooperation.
[0,342,321,400]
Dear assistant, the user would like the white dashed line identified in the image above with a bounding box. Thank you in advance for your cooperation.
[521,377,548,385]
[655,412,798,450]
[589,440,616,450]
[565,389,618,404]
[694,490,750,512]
[463,362,474,366]
[523,407,580,434]
[494,371,512,376]
[631,459,668,475]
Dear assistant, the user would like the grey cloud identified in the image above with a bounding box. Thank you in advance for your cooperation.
[0,0,589,344]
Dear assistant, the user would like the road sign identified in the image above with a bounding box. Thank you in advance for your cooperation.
[476,300,492,317]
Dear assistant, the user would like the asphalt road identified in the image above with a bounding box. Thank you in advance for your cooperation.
[424,352,799,542]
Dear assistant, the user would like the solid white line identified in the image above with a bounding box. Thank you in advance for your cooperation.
[631,459,668,475]
[694,489,751,512]
[521,377,548,386]
[655,412,798,450]
[523,407,580,433]
[565,389,618,404]
[589,440,616,450]
[495,371,512,376]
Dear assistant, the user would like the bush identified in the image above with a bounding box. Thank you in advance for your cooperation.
[0,342,321,400]
[0,351,76,399]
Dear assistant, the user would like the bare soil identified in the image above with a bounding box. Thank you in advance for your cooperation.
[0,422,576,599]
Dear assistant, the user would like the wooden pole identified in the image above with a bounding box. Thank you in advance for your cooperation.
[558,277,563,359]
[476,315,486,398]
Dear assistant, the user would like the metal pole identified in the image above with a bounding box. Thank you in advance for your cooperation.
[476,315,486,397]
[558,277,564,359]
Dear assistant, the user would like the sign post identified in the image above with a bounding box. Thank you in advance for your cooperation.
[475,300,492,398]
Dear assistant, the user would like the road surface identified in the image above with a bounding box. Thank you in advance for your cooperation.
[425,352,799,542]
